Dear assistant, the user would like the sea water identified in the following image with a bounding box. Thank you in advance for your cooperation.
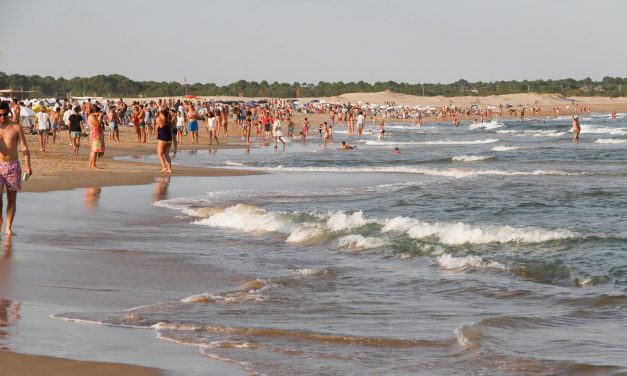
[56,114,627,375]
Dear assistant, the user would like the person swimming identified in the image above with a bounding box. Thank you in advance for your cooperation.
[341,141,356,150]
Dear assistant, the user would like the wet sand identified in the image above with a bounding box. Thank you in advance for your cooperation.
[0,351,162,376]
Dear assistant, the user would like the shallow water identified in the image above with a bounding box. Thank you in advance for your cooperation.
[57,114,626,375]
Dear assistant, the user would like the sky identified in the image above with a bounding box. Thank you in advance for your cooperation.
[2,0,626,85]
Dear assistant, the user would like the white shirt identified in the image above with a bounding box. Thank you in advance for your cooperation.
[63,109,73,125]
[207,117,216,129]
[36,111,50,130]
[357,114,365,125]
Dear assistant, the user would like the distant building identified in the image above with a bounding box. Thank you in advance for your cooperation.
[0,89,39,100]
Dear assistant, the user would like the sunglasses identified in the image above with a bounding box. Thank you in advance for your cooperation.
[0,113,9,117]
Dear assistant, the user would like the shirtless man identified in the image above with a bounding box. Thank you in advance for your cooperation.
[0,101,32,236]
[186,104,199,144]
[572,115,581,143]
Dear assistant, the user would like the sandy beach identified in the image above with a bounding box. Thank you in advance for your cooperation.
[3,91,627,375]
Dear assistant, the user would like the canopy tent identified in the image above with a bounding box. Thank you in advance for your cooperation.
[20,106,36,116]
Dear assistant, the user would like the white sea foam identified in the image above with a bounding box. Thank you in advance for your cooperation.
[451,155,492,162]
[582,125,627,135]
[326,210,370,231]
[382,216,575,245]
[292,268,327,277]
[225,165,577,178]
[436,254,506,270]
[468,121,503,130]
[594,138,627,144]
[194,204,294,234]
[492,146,520,152]
[364,138,499,146]
[336,235,387,250]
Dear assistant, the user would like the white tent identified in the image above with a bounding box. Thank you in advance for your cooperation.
[19,106,36,117]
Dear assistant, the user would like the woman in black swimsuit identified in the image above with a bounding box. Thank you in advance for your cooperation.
[156,109,172,173]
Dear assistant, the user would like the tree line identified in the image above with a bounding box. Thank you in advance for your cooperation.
[1,72,625,99]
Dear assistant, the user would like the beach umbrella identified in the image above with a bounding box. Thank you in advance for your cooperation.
[20,106,36,116]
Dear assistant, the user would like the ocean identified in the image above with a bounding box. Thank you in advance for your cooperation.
[55,113,627,375]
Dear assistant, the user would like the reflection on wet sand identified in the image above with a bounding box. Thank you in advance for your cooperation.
[153,176,170,202]
[84,187,102,209]
[2,237,11,259]
[0,236,20,350]
[0,298,20,349]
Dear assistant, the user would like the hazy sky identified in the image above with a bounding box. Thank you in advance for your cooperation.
[2,0,626,85]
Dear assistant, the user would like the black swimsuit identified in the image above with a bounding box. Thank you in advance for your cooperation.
[157,125,172,142]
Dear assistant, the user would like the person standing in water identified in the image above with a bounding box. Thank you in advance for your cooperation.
[572,115,581,143]
[156,109,172,173]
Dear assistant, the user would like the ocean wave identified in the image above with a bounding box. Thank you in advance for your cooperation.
[365,138,499,146]
[222,165,580,178]
[583,125,627,135]
[336,234,388,250]
[594,138,627,144]
[468,121,503,130]
[451,155,492,162]
[497,129,567,137]
[491,146,520,152]
[382,216,575,245]
[185,204,578,247]
[180,279,269,304]
[436,254,506,270]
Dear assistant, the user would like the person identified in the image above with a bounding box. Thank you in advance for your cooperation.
[300,117,309,142]
[137,105,147,143]
[88,106,105,168]
[107,106,120,142]
[572,115,581,143]
[378,120,386,139]
[0,101,32,236]
[132,105,141,142]
[341,141,356,150]
[63,103,73,144]
[68,106,84,155]
[356,111,365,136]
[243,111,252,145]
[394,147,401,154]
[272,114,286,149]
[49,107,62,144]
[156,109,172,173]
[323,121,333,146]
[611,109,617,120]
[34,105,51,152]
[187,104,199,144]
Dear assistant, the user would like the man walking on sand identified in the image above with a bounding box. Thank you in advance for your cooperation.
[0,101,32,236]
